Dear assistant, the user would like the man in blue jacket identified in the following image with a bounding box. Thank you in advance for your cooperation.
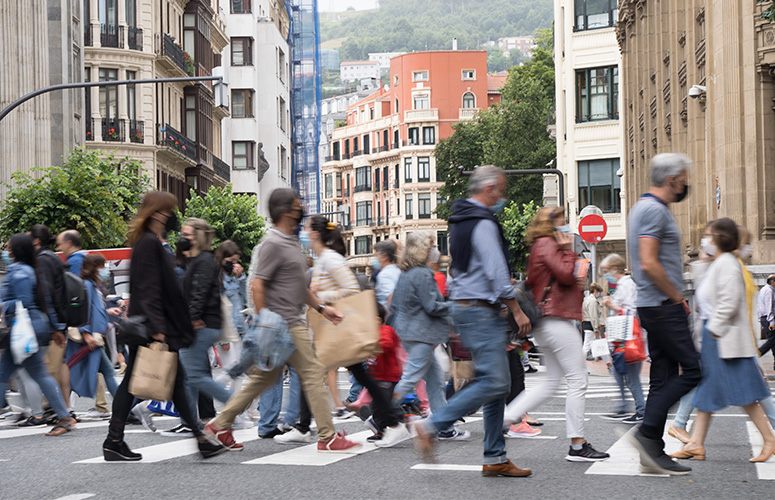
[56,230,86,275]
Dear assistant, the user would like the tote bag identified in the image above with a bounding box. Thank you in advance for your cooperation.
[128,342,178,401]
[308,290,380,370]
[10,301,38,364]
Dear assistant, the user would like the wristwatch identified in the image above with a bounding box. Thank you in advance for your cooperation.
[317,303,326,313]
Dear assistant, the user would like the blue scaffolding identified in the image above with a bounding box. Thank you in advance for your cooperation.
[287,0,322,215]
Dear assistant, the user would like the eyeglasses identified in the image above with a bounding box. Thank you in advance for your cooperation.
[549,207,563,218]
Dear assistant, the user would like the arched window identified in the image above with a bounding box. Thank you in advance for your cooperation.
[462,92,476,109]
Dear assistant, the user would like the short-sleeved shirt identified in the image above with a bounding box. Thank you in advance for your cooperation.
[627,195,683,307]
[255,229,308,327]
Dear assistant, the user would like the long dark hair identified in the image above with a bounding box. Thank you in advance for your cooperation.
[310,215,346,256]
[9,233,48,310]
[29,225,54,249]
[214,240,241,289]
[81,253,107,286]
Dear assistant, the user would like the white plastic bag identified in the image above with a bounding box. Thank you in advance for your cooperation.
[10,301,38,364]
[590,338,609,358]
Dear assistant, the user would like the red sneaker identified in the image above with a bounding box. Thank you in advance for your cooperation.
[203,421,244,451]
[317,431,361,453]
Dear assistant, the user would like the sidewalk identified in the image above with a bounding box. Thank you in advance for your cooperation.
[584,352,775,380]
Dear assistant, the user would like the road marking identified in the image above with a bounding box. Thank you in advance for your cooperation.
[411,464,481,472]
[585,426,683,477]
[52,495,96,500]
[506,435,558,440]
[243,430,377,466]
[0,421,109,439]
[746,421,775,480]
[532,418,589,422]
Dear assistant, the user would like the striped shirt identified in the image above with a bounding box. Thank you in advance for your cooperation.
[311,249,360,303]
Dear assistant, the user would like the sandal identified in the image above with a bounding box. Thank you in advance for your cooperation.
[45,417,76,436]
[524,415,543,427]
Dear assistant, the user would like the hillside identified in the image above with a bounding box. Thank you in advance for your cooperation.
[320,0,554,62]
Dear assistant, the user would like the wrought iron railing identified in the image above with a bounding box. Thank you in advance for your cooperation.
[128,27,143,51]
[129,120,144,143]
[157,123,196,161]
[213,155,231,182]
[101,118,125,142]
[100,24,123,48]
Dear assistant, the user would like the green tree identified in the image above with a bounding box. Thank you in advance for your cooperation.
[760,0,775,21]
[436,28,555,219]
[501,200,540,272]
[179,184,266,257]
[0,147,149,248]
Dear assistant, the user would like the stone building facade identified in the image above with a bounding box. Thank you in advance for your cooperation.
[617,1,775,263]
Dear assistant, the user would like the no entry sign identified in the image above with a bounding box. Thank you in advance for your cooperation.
[578,214,608,243]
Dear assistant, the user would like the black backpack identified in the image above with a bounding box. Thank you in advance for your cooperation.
[64,271,89,327]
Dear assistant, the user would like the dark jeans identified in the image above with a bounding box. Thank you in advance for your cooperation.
[758,316,775,357]
[371,381,399,431]
[108,346,202,441]
[506,348,525,405]
[199,393,216,420]
[637,302,702,442]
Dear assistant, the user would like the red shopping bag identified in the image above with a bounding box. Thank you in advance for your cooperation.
[624,318,648,363]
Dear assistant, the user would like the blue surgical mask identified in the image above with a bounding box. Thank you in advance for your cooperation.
[99,268,111,282]
[1,251,13,265]
[299,230,311,252]
[604,272,617,284]
[370,256,381,271]
[489,197,508,213]
[555,225,571,234]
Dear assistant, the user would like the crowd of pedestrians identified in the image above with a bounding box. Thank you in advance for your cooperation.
[1,153,775,478]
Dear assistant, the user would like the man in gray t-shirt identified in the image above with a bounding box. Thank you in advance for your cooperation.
[626,153,701,477]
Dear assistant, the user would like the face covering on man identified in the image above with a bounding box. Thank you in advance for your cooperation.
[489,198,508,214]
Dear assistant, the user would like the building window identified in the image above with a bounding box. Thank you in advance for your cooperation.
[126,70,136,121]
[405,194,414,219]
[325,174,333,199]
[363,134,370,153]
[437,231,448,255]
[576,66,618,122]
[278,97,287,131]
[231,37,253,66]
[355,236,372,255]
[355,166,371,191]
[413,70,428,82]
[574,0,618,31]
[422,126,435,145]
[404,158,413,183]
[394,164,400,188]
[383,168,389,191]
[417,157,430,182]
[336,173,342,197]
[98,68,118,119]
[231,0,251,13]
[462,92,476,108]
[578,158,621,213]
[462,70,476,80]
[413,94,429,110]
[394,75,399,86]
[356,201,373,226]
[231,89,254,118]
[232,141,254,169]
[395,98,399,114]
[408,127,420,145]
[369,107,374,120]
[418,193,431,219]
[374,167,381,191]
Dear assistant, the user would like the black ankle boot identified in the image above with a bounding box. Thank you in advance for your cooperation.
[103,438,142,461]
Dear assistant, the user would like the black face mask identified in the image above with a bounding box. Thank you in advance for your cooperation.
[165,212,180,233]
[292,206,305,225]
[674,183,689,203]
[177,236,191,252]
[222,261,234,274]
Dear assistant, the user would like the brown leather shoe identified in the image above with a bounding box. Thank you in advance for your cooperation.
[482,459,532,477]
[412,421,436,463]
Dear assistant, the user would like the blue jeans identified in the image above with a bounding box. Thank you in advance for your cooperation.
[0,348,69,419]
[179,327,233,421]
[612,361,646,415]
[673,387,696,429]
[394,341,448,416]
[98,349,119,396]
[428,304,510,465]
[259,372,283,435]
[346,366,365,403]
[282,367,301,425]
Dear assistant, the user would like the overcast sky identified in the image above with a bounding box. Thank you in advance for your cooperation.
[318,0,379,12]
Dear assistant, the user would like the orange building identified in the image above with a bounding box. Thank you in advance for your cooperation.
[320,50,501,258]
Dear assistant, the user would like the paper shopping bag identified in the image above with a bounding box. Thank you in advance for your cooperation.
[128,342,178,401]
[590,338,609,358]
[308,290,380,370]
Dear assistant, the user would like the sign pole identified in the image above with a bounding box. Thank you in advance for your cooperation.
[591,242,597,284]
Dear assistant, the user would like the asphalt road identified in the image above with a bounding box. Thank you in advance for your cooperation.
[1,364,774,500]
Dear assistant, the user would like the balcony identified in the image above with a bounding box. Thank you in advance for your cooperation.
[101,118,125,142]
[129,120,144,144]
[213,155,231,182]
[155,33,193,77]
[356,219,373,227]
[392,142,399,149]
[379,145,389,152]
[393,179,399,188]
[100,24,124,48]
[157,123,196,161]
[85,119,93,141]
[404,108,438,123]
[372,148,379,154]
[128,27,143,51]
[459,108,480,120]
[354,185,371,193]
[344,188,350,197]
[352,149,363,158]
[84,24,93,47]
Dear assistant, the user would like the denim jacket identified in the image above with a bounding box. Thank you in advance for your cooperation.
[222,273,247,334]
[79,280,109,335]
[387,266,450,345]
[1,263,55,341]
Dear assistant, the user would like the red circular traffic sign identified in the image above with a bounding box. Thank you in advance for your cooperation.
[578,214,608,243]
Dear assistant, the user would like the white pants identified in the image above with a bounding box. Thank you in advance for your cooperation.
[504,317,589,439]
[582,328,596,356]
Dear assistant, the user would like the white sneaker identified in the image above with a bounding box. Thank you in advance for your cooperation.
[232,414,254,430]
[131,402,157,432]
[375,423,411,448]
[84,408,111,420]
[274,428,313,444]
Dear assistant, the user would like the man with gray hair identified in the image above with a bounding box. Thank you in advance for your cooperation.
[413,165,532,477]
[627,153,701,475]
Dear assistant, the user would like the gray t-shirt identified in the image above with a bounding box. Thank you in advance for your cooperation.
[627,195,683,307]
[255,229,308,327]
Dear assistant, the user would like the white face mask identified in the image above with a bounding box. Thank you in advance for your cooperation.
[700,237,717,257]
[738,244,753,260]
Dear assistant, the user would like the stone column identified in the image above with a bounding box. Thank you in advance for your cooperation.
[90,0,99,48]
[91,64,102,141]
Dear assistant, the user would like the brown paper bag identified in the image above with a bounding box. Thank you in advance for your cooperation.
[128,342,178,401]
[308,290,380,370]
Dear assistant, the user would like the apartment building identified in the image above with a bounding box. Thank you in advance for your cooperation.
[497,36,535,56]
[221,0,292,219]
[321,50,498,257]
[83,0,230,210]
[554,0,625,255]
[340,60,381,82]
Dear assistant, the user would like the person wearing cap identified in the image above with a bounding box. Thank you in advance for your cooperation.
[757,275,775,366]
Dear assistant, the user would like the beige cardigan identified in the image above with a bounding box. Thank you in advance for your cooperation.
[702,252,759,359]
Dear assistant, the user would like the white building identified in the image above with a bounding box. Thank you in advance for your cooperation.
[497,36,536,55]
[340,60,380,82]
[553,0,625,254]
[368,52,405,70]
[221,0,292,219]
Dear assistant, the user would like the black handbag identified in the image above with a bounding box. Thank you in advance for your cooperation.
[117,315,150,347]
[508,278,554,341]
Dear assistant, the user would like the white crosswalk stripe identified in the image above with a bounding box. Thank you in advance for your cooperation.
[746,421,775,480]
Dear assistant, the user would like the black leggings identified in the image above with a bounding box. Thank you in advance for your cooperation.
[108,346,202,441]
[506,348,525,405]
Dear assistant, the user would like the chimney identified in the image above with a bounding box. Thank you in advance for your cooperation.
[452,38,458,51]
